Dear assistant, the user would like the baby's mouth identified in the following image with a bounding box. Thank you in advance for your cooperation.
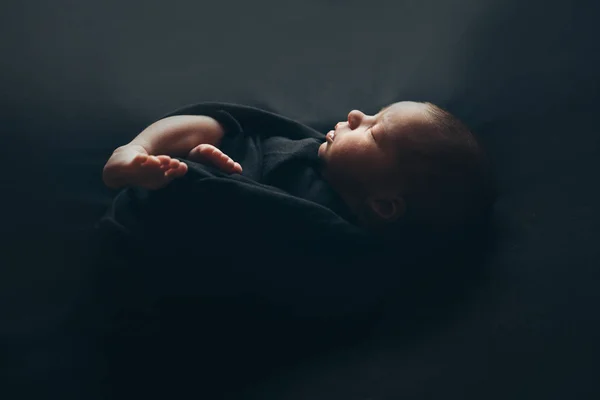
[326,130,336,143]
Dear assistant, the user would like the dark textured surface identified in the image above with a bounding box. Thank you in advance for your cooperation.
[2,0,600,398]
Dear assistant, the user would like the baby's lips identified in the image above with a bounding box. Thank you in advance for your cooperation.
[326,130,335,143]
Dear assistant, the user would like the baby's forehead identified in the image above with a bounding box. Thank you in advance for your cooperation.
[380,102,432,134]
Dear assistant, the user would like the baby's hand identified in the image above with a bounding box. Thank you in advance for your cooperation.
[103,144,188,190]
[187,144,243,175]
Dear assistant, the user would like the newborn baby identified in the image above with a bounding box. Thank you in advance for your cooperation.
[103,101,494,239]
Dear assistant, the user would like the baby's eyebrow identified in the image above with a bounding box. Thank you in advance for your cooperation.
[376,105,392,124]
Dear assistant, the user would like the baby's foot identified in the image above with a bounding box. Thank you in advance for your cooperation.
[103,144,188,189]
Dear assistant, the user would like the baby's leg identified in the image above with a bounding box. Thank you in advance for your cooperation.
[103,144,188,189]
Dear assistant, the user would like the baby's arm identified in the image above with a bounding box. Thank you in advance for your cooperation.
[103,115,240,189]
[127,115,225,157]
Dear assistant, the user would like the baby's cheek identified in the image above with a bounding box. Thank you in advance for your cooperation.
[347,144,372,163]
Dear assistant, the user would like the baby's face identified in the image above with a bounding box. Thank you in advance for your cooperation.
[318,101,431,197]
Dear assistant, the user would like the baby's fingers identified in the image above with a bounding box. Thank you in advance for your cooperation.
[164,161,188,178]
[224,158,243,173]
[156,155,171,164]
[141,156,161,167]
[156,155,172,169]
[188,144,221,158]
[187,144,242,174]
[132,154,149,165]
[216,153,242,173]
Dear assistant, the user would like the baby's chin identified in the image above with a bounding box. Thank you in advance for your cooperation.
[318,141,329,160]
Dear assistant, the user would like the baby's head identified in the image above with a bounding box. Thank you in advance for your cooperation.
[318,101,495,240]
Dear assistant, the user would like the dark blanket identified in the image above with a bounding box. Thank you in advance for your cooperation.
[88,102,495,399]
[89,102,438,398]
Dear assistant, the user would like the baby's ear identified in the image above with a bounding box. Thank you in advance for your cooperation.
[368,196,406,222]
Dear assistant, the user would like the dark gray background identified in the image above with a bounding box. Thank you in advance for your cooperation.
[2,0,600,399]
